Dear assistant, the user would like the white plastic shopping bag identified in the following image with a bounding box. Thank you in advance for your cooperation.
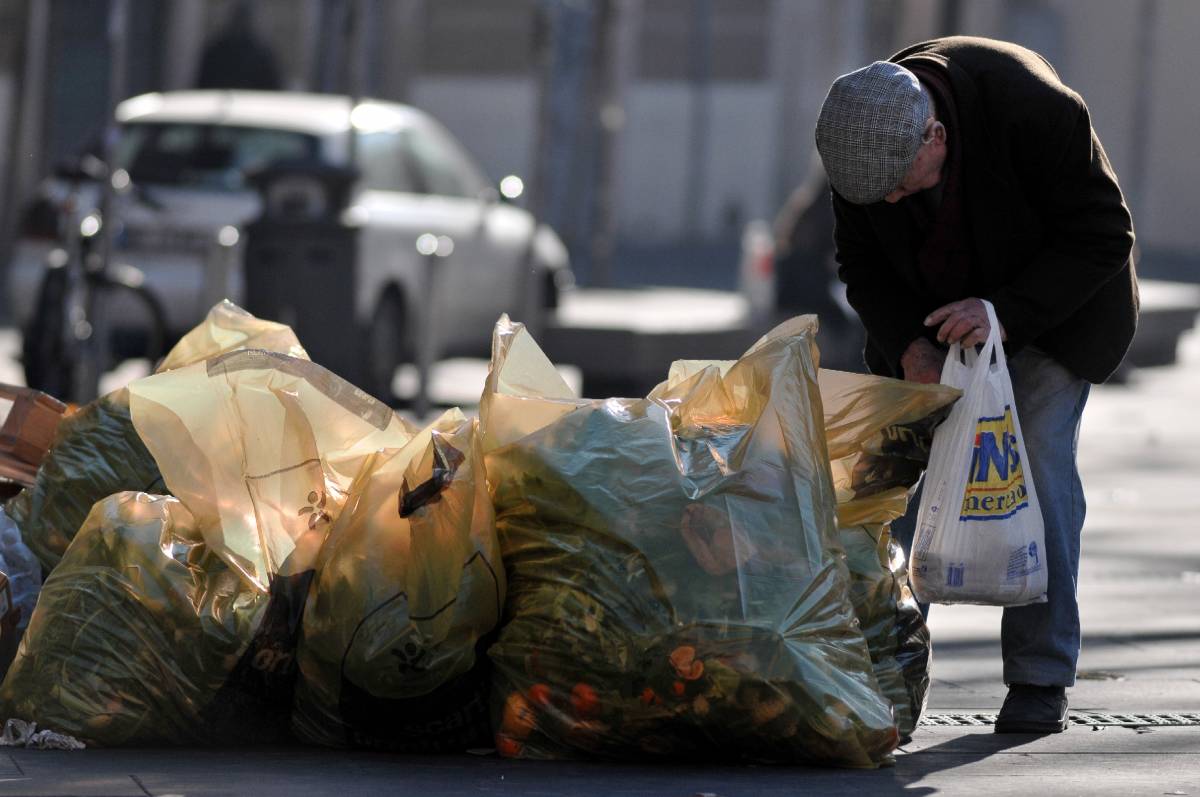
[910,301,1047,606]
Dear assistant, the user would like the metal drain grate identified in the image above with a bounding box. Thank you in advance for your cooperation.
[920,712,1200,727]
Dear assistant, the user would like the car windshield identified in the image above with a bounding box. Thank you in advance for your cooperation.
[114,122,321,191]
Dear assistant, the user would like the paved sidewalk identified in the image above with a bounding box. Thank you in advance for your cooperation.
[0,328,1197,794]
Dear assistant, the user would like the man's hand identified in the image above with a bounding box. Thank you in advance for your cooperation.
[924,298,1007,347]
[901,337,945,384]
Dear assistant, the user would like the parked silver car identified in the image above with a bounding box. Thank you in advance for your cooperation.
[8,90,571,394]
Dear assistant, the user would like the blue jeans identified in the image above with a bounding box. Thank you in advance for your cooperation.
[891,346,1091,687]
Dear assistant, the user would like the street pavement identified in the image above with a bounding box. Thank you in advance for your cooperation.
[0,325,1196,795]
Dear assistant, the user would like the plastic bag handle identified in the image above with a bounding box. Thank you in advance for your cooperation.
[944,300,1005,380]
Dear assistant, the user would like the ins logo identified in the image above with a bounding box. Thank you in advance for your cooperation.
[960,405,1029,522]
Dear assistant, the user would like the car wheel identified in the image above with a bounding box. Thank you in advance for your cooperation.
[366,289,407,405]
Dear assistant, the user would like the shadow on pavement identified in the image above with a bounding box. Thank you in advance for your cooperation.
[886,731,1034,789]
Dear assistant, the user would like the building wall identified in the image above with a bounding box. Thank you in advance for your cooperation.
[410,76,538,183]
[4,0,1197,276]
[616,83,693,239]
[1136,0,1200,253]
[954,0,1198,259]
[1049,0,1141,211]
[614,82,776,242]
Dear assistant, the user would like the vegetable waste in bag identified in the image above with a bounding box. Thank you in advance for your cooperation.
[480,315,898,768]
[4,301,308,573]
[1,299,501,747]
[0,493,284,745]
[292,410,503,752]
[818,369,958,738]
[651,360,959,740]
[5,389,165,573]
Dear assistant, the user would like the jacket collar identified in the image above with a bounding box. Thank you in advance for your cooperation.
[893,51,1012,287]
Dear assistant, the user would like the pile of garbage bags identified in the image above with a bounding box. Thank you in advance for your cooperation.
[0,303,500,752]
[0,303,956,768]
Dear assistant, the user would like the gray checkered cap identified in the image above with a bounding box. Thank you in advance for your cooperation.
[814,61,931,205]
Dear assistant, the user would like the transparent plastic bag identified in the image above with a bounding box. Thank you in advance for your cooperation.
[5,388,165,572]
[0,493,285,746]
[128,348,409,592]
[481,315,897,768]
[649,358,957,739]
[157,299,308,373]
[292,410,502,752]
[818,368,958,738]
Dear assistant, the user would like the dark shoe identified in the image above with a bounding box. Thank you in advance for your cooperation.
[994,684,1069,734]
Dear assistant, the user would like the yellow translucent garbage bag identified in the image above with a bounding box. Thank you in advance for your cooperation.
[156,299,309,373]
[128,349,409,593]
[5,302,308,573]
[292,409,503,751]
[127,340,431,745]
[652,346,960,739]
[819,369,959,738]
[0,493,281,745]
[820,370,960,529]
[481,315,898,768]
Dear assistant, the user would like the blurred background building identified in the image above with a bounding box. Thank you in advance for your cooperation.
[0,0,1195,299]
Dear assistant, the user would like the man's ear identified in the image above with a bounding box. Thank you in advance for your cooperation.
[931,120,947,143]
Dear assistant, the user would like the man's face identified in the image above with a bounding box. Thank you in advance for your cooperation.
[884,119,947,203]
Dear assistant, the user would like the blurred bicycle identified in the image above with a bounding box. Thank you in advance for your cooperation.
[21,154,167,403]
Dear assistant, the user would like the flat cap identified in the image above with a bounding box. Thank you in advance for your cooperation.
[814,61,931,204]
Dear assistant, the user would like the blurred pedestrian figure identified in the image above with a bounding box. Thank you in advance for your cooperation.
[771,153,860,371]
[195,1,282,91]
[814,37,1137,735]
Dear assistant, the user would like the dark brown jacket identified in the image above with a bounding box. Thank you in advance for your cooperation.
[831,36,1138,383]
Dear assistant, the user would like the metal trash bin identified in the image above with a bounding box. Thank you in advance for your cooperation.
[242,159,362,384]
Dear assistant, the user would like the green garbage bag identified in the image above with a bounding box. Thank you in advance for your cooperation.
[836,523,928,739]
[480,316,897,768]
[0,492,304,745]
[820,369,959,738]
[654,359,960,740]
[291,410,503,752]
[5,389,165,572]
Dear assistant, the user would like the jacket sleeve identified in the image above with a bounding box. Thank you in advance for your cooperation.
[831,191,931,376]
[985,96,1135,350]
